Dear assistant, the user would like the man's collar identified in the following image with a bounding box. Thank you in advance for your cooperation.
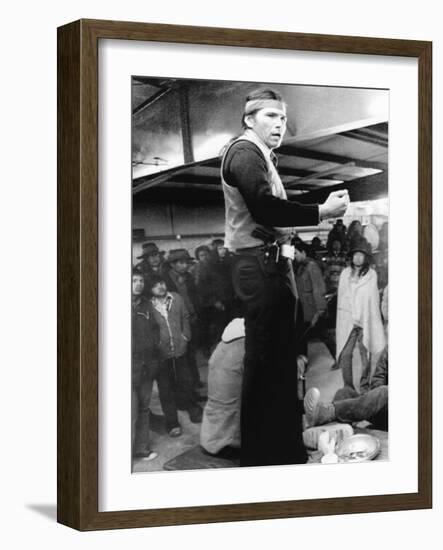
[152,292,173,303]
[242,129,278,167]
[243,129,272,156]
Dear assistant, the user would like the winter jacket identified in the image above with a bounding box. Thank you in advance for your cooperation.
[149,292,191,360]
[163,268,198,319]
[132,295,159,359]
[193,261,224,309]
[294,259,327,323]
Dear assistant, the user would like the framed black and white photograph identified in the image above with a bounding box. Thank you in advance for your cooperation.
[130,76,390,474]
[57,19,432,530]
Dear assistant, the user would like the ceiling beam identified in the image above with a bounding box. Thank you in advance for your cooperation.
[132,77,174,87]
[339,129,388,147]
[179,83,195,163]
[132,86,173,116]
[276,145,387,170]
[292,170,388,204]
[285,162,356,188]
[133,156,221,193]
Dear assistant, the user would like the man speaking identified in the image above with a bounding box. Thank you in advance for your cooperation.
[221,88,349,467]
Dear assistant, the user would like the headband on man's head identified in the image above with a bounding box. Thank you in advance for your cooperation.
[244,99,286,116]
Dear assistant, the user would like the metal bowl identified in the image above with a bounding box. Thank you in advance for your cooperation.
[336,434,381,463]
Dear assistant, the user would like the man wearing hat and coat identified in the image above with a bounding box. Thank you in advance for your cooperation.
[135,242,166,296]
[163,249,202,389]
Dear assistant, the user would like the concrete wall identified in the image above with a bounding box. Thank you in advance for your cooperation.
[133,196,389,263]
[133,200,225,262]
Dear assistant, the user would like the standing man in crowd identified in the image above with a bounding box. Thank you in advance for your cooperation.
[326,219,347,250]
[163,248,202,390]
[135,242,165,296]
[293,240,336,364]
[147,274,203,437]
[209,239,238,330]
[323,237,348,359]
[324,238,347,294]
[193,245,225,357]
[221,88,349,467]
[131,269,160,461]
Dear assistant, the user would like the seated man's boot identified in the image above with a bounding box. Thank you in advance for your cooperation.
[304,388,336,427]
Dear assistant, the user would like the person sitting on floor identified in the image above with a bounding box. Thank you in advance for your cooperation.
[200,318,245,458]
[304,345,388,430]
[200,318,308,458]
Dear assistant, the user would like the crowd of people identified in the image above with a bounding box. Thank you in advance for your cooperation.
[131,238,239,460]
[131,219,389,463]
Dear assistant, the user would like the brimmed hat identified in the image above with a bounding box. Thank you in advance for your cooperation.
[349,237,372,257]
[167,248,192,263]
[137,242,160,259]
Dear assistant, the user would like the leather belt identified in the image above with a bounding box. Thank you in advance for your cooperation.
[235,243,295,261]
[235,245,266,255]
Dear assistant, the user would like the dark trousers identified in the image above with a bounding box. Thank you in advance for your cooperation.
[232,254,307,467]
[299,317,336,360]
[156,355,194,430]
[333,385,388,428]
[132,354,158,454]
[197,306,220,356]
[338,326,371,391]
[186,321,201,387]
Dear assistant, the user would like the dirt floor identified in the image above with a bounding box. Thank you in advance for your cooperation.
[132,350,210,473]
[132,340,346,473]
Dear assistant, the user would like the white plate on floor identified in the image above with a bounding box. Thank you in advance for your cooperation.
[336,434,380,463]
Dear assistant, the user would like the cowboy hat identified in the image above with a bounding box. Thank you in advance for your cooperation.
[167,248,192,263]
[136,242,160,259]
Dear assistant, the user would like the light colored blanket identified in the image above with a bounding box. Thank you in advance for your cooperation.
[200,319,245,454]
[336,267,385,360]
